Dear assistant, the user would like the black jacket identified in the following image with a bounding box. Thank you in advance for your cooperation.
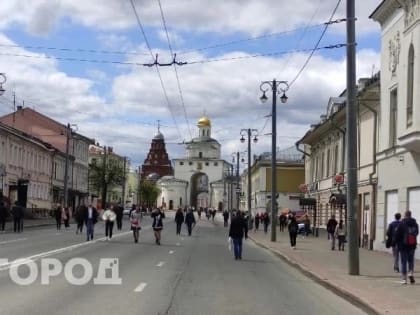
[229,216,248,239]
[84,207,98,224]
[185,212,196,225]
[288,217,299,234]
[175,211,184,224]
[396,217,419,250]
[0,204,8,219]
[12,205,24,219]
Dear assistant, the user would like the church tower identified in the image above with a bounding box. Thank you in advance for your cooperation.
[141,126,173,179]
[197,116,211,138]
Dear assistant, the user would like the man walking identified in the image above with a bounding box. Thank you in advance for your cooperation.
[175,208,184,235]
[229,211,248,260]
[327,215,338,250]
[396,210,419,284]
[0,201,8,232]
[185,208,196,236]
[115,204,124,231]
[85,203,98,241]
[223,210,229,227]
[12,201,24,233]
[386,212,401,272]
[288,213,299,249]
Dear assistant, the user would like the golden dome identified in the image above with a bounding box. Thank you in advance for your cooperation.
[197,116,211,127]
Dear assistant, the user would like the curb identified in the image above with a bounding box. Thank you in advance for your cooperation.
[249,236,381,315]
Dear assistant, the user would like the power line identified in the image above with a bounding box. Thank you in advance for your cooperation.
[0,43,149,56]
[176,22,326,55]
[288,0,343,87]
[157,0,192,140]
[129,0,183,141]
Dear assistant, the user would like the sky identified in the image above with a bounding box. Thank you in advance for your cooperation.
[0,0,382,169]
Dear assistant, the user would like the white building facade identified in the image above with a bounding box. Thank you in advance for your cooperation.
[371,1,420,255]
[157,116,231,210]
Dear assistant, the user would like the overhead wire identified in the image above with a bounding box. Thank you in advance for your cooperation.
[288,0,343,87]
[129,0,183,141]
[156,0,192,140]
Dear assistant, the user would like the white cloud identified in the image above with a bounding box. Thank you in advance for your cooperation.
[0,0,380,37]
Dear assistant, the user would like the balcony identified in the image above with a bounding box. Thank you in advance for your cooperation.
[399,131,420,153]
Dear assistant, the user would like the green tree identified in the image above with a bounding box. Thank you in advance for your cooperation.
[138,180,160,208]
[89,157,125,208]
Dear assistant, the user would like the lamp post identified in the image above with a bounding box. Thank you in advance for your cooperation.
[260,79,289,242]
[240,129,258,228]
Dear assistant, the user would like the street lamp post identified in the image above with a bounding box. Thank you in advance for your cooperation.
[240,129,258,228]
[260,79,289,242]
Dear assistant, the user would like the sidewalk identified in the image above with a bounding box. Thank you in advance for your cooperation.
[249,228,420,315]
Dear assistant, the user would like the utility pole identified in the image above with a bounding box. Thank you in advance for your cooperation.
[63,123,71,208]
[270,82,278,242]
[236,151,240,209]
[101,146,108,209]
[122,156,127,207]
[346,0,359,275]
[247,129,252,225]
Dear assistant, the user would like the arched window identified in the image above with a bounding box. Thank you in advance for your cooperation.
[407,44,414,127]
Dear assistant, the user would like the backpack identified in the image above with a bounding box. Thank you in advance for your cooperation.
[404,224,418,246]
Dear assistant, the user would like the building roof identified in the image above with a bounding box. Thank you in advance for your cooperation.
[197,116,211,127]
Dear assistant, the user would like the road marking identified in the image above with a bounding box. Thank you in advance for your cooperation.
[134,282,147,292]
[156,261,165,267]
[169,250,174,254]
[0,231,132,271]
[176,242,180,246]
[0,238,27,245]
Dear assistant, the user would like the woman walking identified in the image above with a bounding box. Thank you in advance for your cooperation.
[63,207,71,228]
[55,203,62,230]
[335,220,346,251]
[288,213,299,249]
[130,206,142,243]
[102,205,117,240]
[151,208,165,245]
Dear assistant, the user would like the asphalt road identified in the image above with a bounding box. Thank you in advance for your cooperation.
[0,213,367,315]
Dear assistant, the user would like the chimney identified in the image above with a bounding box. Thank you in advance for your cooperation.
[17,105,23,111]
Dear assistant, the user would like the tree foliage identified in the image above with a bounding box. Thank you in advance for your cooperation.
[139,180,160,208]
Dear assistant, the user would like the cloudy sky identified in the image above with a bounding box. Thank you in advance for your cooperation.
[0,0,382,168]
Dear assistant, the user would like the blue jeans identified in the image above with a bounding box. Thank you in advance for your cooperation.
[232,238,243,259]
[400,248,415,276]
[86,219,94,241]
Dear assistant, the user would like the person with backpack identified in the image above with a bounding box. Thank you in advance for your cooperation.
[395,210,419,285]
[288,213,299,249]
[386,212,401,272]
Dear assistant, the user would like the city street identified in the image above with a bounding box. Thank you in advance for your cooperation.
[0,214,367,315]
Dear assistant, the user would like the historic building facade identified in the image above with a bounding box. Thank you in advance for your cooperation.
[157,116,231,210]
[371,1,420,256]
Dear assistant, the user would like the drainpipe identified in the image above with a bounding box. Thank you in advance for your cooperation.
[359,100,377,250]
[295,141,311,157]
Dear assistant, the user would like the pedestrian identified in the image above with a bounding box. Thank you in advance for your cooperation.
[386,212,401,272]
[288,213,298,249]
[151,208,165,245]
[197,207,202,219]
[395,210,419,285]
[75,204,85,234]
[115,204,124,230]
[12,201,24,233]
[85,203,98,241]
[63,207,71,228]
[185,208,196,236]
[228,211,248,260]
[254,213,260,232]
[304,215,311,237]
[175,208,184,235]
[55,203,62,230]
[130,206,142,243]
[211,209,216,221]
[0,201,8,232]
[335,220,346,251]
[102,205,117,240]
[263,212,270,234]
[223,210,229,227]
[279,213,287,232]
[327,215,338,250]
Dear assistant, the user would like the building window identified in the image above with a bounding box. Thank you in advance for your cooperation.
[389,88,398,148]
[189,162,193,166]
[214,162,218,166]
[199,152,203,158]
[205,162,209,166]
[407,44,414,127]
[333,145,339,175]
[180,161,184,166]
[326,149,331,177]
